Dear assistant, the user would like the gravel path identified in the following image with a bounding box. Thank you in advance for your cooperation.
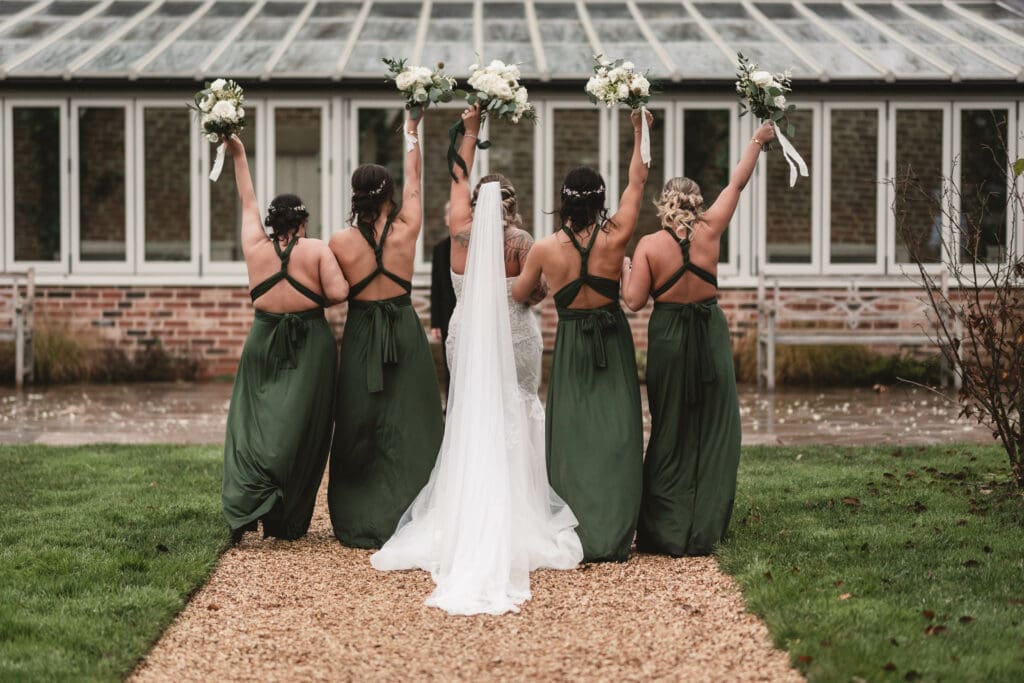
[133,479,800,682]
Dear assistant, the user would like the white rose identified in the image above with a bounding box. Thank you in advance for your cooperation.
[632,75,650,96]
[622,61,635,71]
[488,59,505,70]
[206,132,220,143]
[616,83,629,100]
[211,100,237,122]
[495,82,513,100]
[236,106,245,120]
[199,94,214,112]
[773,95,786,108]
[413,87,428,103]
[515,86,528,104]
[210,78,227,92]
[750,70,773,87]
[607,67,624,82]
[395,71,416,91]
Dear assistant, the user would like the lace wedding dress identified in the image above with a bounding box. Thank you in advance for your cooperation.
[370,182,582,615]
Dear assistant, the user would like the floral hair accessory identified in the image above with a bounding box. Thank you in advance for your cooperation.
[268,203,307,214]
[561,185,605,198]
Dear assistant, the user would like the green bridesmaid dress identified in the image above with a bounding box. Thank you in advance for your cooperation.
[328,219,443,549]
[546,225,643,562]
[637,229,741,556]
[222,236,337,541]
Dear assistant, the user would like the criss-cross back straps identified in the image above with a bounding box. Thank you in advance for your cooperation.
[249,236,326,307]
[650,227,718,299]
[553,225,620,308]
[347,211,413,299]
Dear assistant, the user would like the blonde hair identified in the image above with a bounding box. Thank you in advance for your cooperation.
[471,173,524,232]
[655,177,704,238]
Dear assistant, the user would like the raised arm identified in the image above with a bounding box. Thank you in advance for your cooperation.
[224,135,265,254]
[701,121,776,235]
[318,243,350,305]
[395,110,424,233]
[621,239,653,311]
[511,240,546,304]
[607,109,653,243]
[448,105,482,245]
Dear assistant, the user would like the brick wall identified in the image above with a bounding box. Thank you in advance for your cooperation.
[829,109,878,262]
[765,109,814,263]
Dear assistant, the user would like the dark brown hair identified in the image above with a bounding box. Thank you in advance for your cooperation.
[349,164,396,241]
[558,166,613,233]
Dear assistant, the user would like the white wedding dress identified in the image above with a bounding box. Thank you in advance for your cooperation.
[370,182,582,615]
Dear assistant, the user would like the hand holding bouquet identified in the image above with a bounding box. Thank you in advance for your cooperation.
[586,56,654,165]
[191,78,245,182]
[735,53,807,186]
[447,59,536,180]
[383,58,458,119]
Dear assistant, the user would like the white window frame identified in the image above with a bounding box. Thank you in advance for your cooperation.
[951,100,1017,267]
[3,98,69,275]
[885,101,952,276]
[267,99,330,241]
[676,100,742,278]
[822,101,886,275]
[758,101,823,276]
[201,97,266,276]
[134,99,200,274]
[1017,99,1024,262]
[329,94,346,240]
[478,110,536,241]
[542,99,611,238]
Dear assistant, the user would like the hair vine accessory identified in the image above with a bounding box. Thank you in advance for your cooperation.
[268,203,307,214]
[561,185,605,198]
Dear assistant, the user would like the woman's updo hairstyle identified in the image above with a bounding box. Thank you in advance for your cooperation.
[349,164,396,241]
[559,166,612,233]
[471,173,523,232]
[264,194,309,240]
[655,177,705,237]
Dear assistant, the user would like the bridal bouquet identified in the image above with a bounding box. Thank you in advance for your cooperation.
[191,78,245,182]
[585,55,654,166]
[447,59,535,180]
[382,57,458,119]
[735,53,807,186]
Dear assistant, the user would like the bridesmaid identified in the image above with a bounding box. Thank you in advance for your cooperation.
[221,134,350,542]
[512,109,652,562]
[622,121,776,556]
[328,110,444,549]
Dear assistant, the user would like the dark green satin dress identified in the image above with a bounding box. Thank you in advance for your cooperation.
[546,226,643,562]
[329,219,443,549]
[637,229,741,556]
[222,236,336,541]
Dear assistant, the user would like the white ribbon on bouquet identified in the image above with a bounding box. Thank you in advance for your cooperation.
[640,106,651,167]
[772,121,808,187]
[209,142,227,182]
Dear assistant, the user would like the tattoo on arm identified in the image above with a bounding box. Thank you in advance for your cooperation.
[527,275,549,306]
[504,230,534,268]
[453,229,471,248]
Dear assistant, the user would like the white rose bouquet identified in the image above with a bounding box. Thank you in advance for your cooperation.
[191,78,245,182]
[447,59,535,180]
[382,57,458,119]
[735,53,807,186]
[585,56,654,165]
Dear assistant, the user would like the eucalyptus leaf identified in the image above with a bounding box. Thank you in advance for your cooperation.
[1014,158,1024,178]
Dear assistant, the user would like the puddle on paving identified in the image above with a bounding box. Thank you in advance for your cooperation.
[0,382,990,447]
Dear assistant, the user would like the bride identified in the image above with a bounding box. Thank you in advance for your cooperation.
[371,105,583,615]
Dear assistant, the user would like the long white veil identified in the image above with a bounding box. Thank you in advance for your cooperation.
[371,182,581,615]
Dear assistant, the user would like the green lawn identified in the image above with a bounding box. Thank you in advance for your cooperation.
[719,445,1024,682]
[0,445,228,681]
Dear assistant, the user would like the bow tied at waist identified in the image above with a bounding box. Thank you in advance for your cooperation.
[270,312,307,370]
[673,301,718,405]
[364,300,400,393]
[578,309,618,369]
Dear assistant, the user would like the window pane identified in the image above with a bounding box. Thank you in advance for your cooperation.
[421,113,452,261]
[829,109,878,264]
[683,109,731,263]
[210,110,256,261]
[960,109,1008,263]
[275,107,322,238]
[618,111,665,255]
[894,109,943,264]
[552,108,600,232]
[488,118,536,236]
[79,107,126,262]
[355,108,405,230]
[766,109,814,264]
[144,108,191,262]
[12,107,61,262]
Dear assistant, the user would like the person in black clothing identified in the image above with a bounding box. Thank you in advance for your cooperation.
[430,202,456,394]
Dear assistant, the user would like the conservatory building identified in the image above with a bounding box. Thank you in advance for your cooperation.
[0,0,1022,376]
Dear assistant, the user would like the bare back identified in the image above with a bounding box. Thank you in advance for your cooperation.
[247,237,327,313]
[449,220,532,278]
[540,224,628,309]
[329,214,417,301]
[645,222,720,304]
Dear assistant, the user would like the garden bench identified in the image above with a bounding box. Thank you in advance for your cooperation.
[756,272,959,391]
[0,269,35,388]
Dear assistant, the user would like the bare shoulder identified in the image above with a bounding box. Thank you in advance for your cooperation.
[504,227,535,247]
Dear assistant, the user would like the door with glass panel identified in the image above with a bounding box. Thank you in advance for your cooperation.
[270,103,328,239]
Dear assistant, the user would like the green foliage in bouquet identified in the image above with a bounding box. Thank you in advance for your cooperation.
[382,58,457,119]
[189,78,245,142]
[736,53,796,146]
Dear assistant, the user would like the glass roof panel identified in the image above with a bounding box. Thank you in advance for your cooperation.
[144,2,252,73]
[913,3,1024,65]
[534,2,596,76]
[0,2,35,16]
[276,2,361,74]
[345,1,420,74]
[692,2,809,77]
[586,2,669,78]
[421,2,476,73]
[481,2,537,77]
[956,1,1024,29]
[202,1,308,76]
[804,2,946,77]
[753,2,879,77]
[10,14,126,72]
[636,2,735,76]
[80,1,201,73]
